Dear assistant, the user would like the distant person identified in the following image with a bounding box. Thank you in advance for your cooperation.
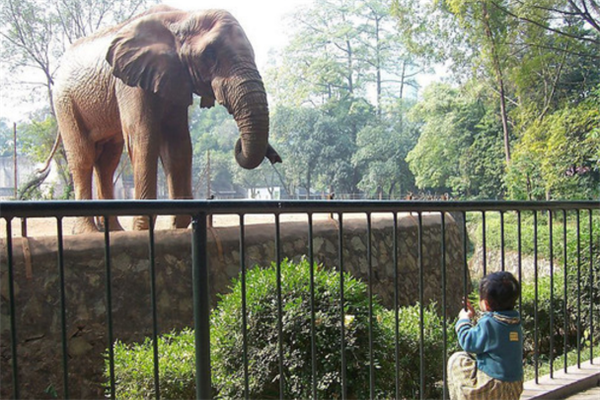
[447,271,524,400]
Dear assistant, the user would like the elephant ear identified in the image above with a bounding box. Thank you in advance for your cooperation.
[106,17,193,106]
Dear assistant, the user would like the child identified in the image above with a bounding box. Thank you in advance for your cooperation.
[447,271,524,400]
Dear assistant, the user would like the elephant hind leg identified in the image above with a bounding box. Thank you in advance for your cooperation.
[94,136,125,231]
[70,165,99,234]
[55,97,100,233]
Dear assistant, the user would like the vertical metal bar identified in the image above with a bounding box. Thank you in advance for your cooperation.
[13,122,17,199]
[239,215,249,399]
[482,212,487,276]
[418,212,425,399]
[549,210,555,378]
[192,213,211,400]
[338,213,347,400]
[20,218,27,238]
[366,213,374,400]
[56,218,69,399]
[441,212,448,400]
[589,210,594,364]
[275,214,284,399]
[104,218,115,400]
[148,216,160,399]
[393,212,400,400]
[576,210,581,368]
[5,219,19,399]
[462,211,468,305]
[308,213,317,400]
[500,211,505,271]
[562,209,568,373]
[517,211,522,313]
[534,211,539,383]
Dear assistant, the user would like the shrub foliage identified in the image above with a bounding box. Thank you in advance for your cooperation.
[108,258,455,399]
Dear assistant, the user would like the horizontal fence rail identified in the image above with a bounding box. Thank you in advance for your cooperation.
[1,200,597,218]
[1,200,598,400]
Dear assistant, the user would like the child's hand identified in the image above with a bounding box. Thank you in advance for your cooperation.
[459,298,475,320]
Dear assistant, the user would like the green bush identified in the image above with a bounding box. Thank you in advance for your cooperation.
[108,330,196,399]
[211,257,394,399]
[108,258,456,399]
[378,304,459,399]
[520,276,573,361]
[563,215,600,344]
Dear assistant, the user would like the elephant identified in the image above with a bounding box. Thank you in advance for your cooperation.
[52,4,281,233]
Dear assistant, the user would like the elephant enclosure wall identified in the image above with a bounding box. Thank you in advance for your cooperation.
[1,213,468,399]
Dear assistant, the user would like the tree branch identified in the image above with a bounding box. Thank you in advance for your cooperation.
[491,0,600,44]
[568,0,600,33]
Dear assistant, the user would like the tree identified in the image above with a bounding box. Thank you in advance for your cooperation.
[268,0,421,112]
[356,0,425,113]
[444,0,517,165]
[0,0,155,115]
[270,106,328,197]
[189,105,239,198]
[55,0,150,44]
[507,87,600,200]
[267,0,368,107]
[352,101,418,199]
[0,0,58,114]
[0,118,14,157]
[406,82,505,198]
[391,0,461,64]
[491,0,600,43]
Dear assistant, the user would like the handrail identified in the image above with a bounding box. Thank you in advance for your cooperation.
[1,199,598,219]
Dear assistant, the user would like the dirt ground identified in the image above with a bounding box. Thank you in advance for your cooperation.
[0,213,359,239]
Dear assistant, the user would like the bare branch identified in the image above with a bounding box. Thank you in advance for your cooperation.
[491,0,600,44]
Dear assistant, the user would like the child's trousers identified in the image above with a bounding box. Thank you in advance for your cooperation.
[447,352,523,400]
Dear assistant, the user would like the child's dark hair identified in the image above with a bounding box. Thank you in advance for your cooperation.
[479,271,520,311]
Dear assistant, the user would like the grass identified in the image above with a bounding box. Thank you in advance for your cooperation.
[466,210,598,260]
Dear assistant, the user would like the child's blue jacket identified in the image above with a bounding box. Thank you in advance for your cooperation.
[455,310,524,382]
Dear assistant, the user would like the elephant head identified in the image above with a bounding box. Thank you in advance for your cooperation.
[106,8,281,169]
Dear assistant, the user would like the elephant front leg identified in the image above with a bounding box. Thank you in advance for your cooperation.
[159,115,193,229]
[129,152,160,230]
[125,126,161,230]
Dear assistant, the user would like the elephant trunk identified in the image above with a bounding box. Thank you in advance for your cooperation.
[222,68,270,170]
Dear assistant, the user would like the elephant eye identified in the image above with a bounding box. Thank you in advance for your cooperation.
[203,45,217,61]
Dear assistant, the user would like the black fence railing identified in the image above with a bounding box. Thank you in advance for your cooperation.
[1,200,598,400]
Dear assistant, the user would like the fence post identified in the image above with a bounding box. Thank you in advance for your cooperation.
[192,213,212,399]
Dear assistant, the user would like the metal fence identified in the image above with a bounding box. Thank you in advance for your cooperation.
[1,200,598,399]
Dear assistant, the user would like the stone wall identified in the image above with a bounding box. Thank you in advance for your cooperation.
[1,213,469,399]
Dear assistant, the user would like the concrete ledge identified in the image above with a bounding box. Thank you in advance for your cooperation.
[521,358,600,399]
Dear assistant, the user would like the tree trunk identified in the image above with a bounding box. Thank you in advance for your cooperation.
[375,16,382,117]
[498,78,511,164]
[482,2,511,165]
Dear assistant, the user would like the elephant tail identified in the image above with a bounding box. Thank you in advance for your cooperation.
[36,129,62,175]
[17,129,62,200]
[18,167,51,200]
